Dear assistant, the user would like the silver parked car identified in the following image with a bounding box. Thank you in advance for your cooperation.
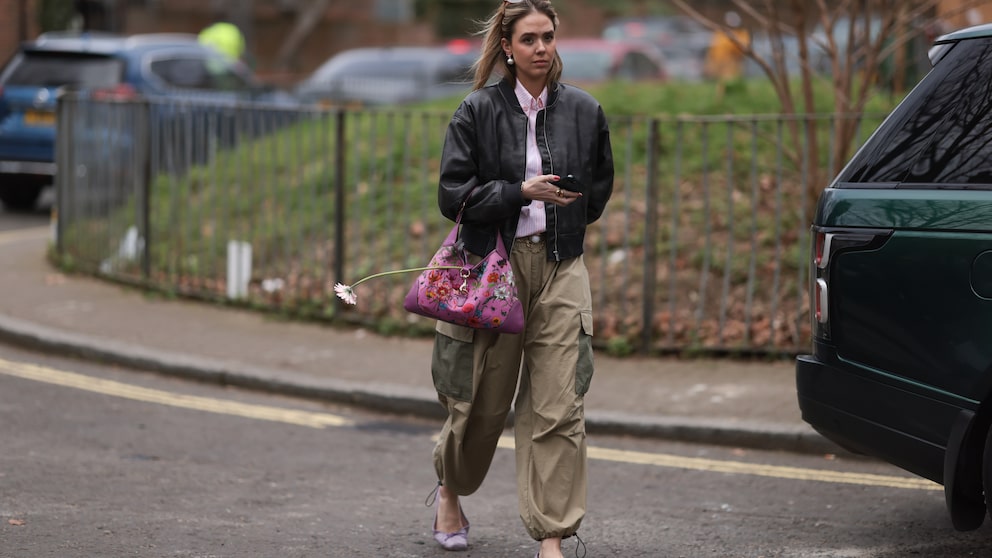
[295,42,478,107]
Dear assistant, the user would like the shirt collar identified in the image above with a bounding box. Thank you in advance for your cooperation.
[513,80,547,114]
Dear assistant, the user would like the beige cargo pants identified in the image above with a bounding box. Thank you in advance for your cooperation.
[430,236,595,541]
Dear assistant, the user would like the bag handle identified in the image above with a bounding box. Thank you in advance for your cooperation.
[453,184,479,225]
[451,184,512,259]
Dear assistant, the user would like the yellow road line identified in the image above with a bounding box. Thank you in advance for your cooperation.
[0,357,354,429]
[0,355,940,491]
[496,437,940,492]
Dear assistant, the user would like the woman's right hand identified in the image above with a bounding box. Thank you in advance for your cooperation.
[521,174,582,206]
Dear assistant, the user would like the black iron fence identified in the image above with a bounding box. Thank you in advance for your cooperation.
[53,93,886,355]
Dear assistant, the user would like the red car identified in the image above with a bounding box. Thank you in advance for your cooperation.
[555,38,667,83]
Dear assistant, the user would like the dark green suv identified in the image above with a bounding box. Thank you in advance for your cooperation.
[796,23,992,531]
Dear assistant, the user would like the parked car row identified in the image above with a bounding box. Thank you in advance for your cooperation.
[601,14,913,82]
[294,37,667,108]
[0,30,670,211]
[0,31,296,210]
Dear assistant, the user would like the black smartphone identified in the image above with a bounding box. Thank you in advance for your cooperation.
[553,174,580,192]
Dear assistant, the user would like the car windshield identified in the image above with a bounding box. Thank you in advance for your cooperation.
[2,52,122,88]
[149,56,253,91]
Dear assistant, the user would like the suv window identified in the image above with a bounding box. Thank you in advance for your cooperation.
[842,39,992,186]
[0,52,122,88]
[149,57,251,91]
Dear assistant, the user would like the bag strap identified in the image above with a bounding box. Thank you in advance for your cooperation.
[453,185,479,225]
[452,184,513,259]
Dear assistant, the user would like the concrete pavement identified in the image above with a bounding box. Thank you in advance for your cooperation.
[0,226,841,455]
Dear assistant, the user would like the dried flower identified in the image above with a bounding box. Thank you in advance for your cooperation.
[333,283,357,305]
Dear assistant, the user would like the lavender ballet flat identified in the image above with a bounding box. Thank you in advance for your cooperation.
[432,502,470,551]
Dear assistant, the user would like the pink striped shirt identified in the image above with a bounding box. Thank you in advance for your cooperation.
[514,81,548,239]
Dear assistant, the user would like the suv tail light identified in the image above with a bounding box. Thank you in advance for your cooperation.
[92,83,138,101]
[814,230,832,269]
[809,227,891,341]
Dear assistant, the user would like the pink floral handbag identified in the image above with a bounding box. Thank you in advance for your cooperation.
[403,220,524,334]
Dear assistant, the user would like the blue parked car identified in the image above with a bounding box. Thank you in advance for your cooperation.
[0,32,295,211]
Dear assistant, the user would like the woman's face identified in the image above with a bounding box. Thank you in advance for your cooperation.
[502,11,556,87]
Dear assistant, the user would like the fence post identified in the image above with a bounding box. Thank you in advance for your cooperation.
[140,99,152,281]
[333,109,347,314]
[53,94,67,258]
[640,118,660,355]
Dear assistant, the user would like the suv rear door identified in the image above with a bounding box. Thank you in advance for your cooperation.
[812,36,992,461]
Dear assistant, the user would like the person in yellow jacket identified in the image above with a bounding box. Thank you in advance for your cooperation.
[704,11,749,99]
[198,21,246,63]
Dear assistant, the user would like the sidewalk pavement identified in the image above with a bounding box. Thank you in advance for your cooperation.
[0,226,842,455]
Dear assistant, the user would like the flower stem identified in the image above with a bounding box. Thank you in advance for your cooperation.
[350,266,464,288]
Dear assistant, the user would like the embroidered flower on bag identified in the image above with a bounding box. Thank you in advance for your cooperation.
[493,284,513,300]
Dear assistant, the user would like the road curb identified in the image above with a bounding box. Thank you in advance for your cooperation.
[0,313,844,456]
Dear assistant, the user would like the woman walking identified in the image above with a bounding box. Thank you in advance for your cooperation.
[427,1,614,557]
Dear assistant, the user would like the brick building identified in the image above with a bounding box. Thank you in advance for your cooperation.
[1,0,39,59]
[2,1,990,85]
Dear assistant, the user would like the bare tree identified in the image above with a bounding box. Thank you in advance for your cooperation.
[670,0,990,218]
[275,0,332,70]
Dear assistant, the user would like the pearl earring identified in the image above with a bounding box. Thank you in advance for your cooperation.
[506,54,514,66]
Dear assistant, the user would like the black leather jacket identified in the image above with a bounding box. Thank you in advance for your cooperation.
[438,79,614,261]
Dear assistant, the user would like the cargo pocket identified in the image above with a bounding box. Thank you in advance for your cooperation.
[431,321,476,402]
[575,311,595,396]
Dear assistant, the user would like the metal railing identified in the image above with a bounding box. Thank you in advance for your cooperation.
[53,93,886,355]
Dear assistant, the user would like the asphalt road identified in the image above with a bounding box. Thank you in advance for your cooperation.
[3,344,992,557]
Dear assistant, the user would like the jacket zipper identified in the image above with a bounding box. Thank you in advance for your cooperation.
[538,108,561,261]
